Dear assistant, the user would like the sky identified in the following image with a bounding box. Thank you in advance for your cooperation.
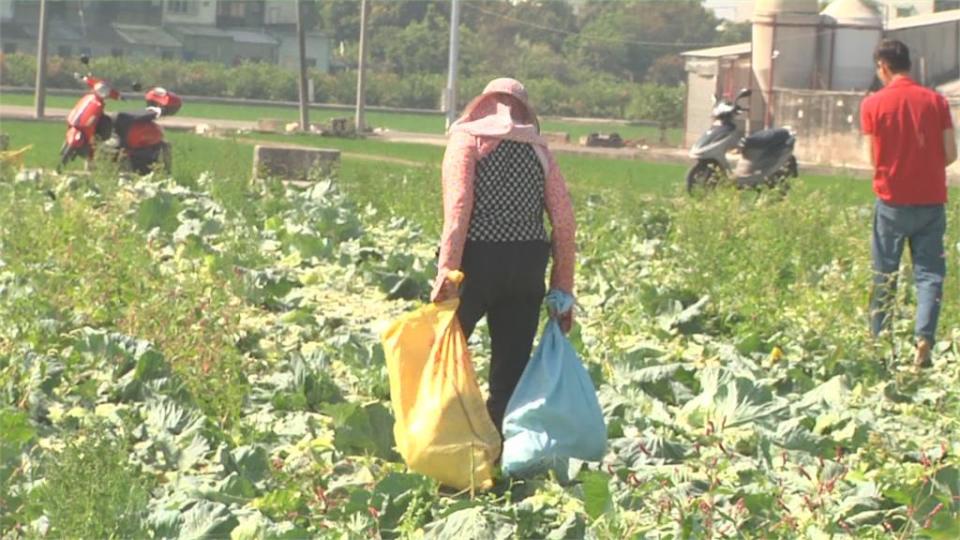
[702,0,754,21]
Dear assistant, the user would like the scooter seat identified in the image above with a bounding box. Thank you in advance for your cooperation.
[743,128,792,150]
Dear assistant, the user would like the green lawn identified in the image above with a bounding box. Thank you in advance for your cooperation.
[1,118,873,239]
[0,90,683,145]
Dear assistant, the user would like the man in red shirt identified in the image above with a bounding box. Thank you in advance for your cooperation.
[861,39,957,368]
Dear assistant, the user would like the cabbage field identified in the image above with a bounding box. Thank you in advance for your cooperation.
[2,144,960,539]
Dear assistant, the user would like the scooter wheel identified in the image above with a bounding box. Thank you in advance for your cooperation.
[686,161,721,195]
[160,142,172,174]
[58,144,74,172]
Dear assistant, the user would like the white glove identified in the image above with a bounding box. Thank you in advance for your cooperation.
[146,106,163,119]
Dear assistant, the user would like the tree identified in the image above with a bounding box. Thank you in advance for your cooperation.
[378,7,450,76]
[570,0,720,83]
[626,84,685,144]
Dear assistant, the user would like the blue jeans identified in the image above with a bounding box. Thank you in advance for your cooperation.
[870,200,946,343]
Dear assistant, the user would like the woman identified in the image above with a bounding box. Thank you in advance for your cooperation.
[431,78,576,434]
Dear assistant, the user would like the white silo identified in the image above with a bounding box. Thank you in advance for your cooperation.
[751,0,821,127]
[819,0,882,91]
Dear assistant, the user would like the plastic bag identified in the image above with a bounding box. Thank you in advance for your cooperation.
[381,272,501,491]
[501,289,607,480]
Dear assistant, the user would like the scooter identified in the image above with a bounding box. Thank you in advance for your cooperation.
[60,55,181,174]
[59,55,121,170]
[686,88,798,194]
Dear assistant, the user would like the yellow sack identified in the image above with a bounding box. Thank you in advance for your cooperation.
[381,273,501,491]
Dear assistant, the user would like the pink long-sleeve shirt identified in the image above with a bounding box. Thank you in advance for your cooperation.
[434,131,576,297]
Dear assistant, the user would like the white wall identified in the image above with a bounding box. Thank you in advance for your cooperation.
[276,33,330,73]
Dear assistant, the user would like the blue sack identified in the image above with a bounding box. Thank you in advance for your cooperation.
[501,290,607,480]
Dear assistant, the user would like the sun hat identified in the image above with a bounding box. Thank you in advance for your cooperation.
[457,77,539,130]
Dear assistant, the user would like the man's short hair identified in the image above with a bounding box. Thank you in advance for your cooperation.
[874,39,911,73]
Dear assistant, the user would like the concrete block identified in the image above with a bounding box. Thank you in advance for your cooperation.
[253,144,341,180]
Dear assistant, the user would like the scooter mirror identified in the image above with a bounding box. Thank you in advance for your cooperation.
[736,88,752,100]
[80,54,90,65]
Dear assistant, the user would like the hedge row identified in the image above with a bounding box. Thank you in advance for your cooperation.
[0,53,684,123]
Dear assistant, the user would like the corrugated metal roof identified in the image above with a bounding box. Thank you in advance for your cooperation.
[885,9,960,31]
[113,24,182,48]
[170,25,233,38]
[681,42,751,58]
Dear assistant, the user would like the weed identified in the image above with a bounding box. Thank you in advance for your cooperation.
[29,425,152,539]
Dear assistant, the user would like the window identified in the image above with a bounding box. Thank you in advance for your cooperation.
[896,6,917,17]
[219,2,247,17]
[57,45,71,57]
[2,43,16,54]
[111,48,123,57]
[168,0,189,13]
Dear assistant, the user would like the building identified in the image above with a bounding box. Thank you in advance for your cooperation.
[682,0,960,169]
[703,0,938,23]
[873,0,936,23]
[0,0,329,71]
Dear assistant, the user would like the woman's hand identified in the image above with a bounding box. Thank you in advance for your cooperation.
[430,270,464,303]
[558,309,573,334]
[431,277,460,303]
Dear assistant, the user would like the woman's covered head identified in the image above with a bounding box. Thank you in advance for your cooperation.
[459,77,538,129]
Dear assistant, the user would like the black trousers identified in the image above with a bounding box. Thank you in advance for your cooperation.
[456,240,550,434]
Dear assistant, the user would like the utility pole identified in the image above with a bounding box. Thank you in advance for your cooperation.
[34,0,49,118]
[355,0,369,134]
[296,0,310,131]
[444,0,461,130]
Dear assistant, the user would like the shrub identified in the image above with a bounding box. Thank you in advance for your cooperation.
[0,53,686,121]
[0,53,36,86]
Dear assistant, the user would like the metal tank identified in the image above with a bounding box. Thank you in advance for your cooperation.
[819,0,883,91]
[751,0,821,127]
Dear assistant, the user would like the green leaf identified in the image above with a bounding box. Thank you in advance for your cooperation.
[134,349,170,382]
[424,507,515,540]
[231,446,270,484]
[136,193,182,233]
[324,402,397,460]
[178,500,239,540]
[577,470,612,521]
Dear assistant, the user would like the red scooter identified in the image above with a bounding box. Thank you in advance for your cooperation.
[60,55,181,174]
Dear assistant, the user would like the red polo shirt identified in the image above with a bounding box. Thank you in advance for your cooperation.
[860,77,953,205]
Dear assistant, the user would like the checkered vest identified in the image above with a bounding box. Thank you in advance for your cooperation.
[467,140,549,243]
